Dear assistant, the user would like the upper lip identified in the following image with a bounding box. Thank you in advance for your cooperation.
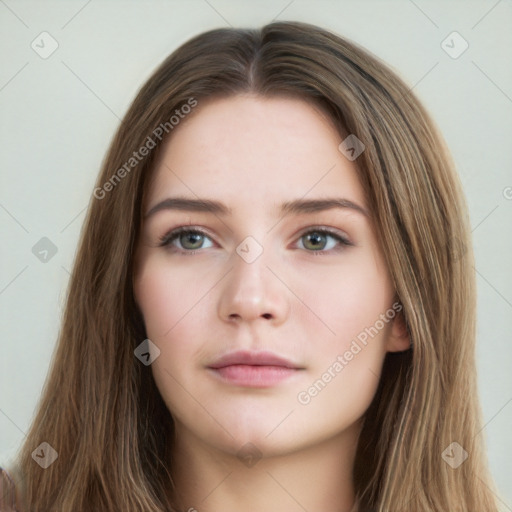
[208,350,302,369]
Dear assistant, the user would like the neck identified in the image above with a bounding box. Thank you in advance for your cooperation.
[168,421,361,512]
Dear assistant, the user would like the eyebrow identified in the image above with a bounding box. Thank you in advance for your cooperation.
[144,196,369,219]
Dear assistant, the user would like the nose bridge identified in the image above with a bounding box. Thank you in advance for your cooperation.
[217,232,289,324]
[231,234,272,304]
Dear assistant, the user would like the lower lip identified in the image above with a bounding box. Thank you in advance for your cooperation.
[208,365,300,387]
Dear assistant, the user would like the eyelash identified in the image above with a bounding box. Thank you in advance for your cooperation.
[158,226,353,256]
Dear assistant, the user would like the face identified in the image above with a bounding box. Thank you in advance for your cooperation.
[133,94,408,460]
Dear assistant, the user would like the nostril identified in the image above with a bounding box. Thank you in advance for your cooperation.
[262,313,272,319]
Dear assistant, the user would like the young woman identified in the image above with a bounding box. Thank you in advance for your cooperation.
[2,21,502,512]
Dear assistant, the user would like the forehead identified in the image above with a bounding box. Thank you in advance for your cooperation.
[145,94,366,213]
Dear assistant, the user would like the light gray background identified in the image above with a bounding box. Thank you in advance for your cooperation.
[1,0,511,508]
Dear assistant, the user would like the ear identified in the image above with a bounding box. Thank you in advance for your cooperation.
[385,309,411,353]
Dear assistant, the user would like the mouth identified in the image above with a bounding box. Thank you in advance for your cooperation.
[207,350,304,388]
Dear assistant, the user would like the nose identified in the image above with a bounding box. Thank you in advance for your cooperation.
[217,244,290,326]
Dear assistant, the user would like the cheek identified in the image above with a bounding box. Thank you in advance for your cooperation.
[134,260,210,420]
[134,256,211,340]
[296,250,393,349]
[293,253,393,424]
[133,256,213,380]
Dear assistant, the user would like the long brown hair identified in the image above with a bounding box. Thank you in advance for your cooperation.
[7,21,501,511]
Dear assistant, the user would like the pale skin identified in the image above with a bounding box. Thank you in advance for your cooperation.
[133,94,410,512]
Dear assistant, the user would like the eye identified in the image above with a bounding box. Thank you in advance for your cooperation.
[158,227,214,254]
[296,228,353,254]
[158,226,353,255]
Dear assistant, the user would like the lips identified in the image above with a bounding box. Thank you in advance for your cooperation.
[207,350,304,388]
[208,350,302,370]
